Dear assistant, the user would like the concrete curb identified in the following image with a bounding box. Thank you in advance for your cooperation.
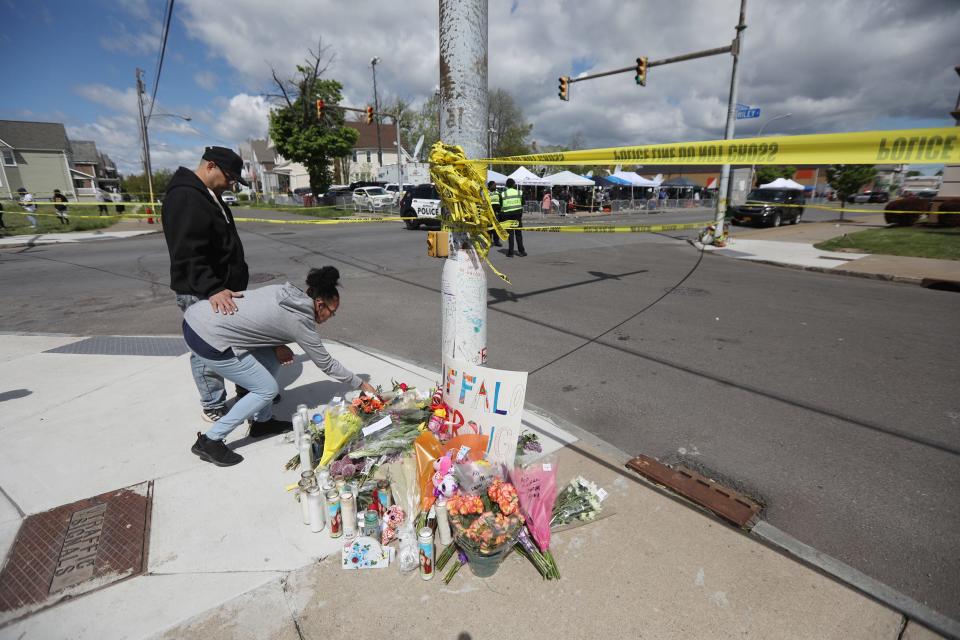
[0,229,162,249]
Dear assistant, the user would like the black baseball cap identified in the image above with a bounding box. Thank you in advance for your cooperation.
[202,146,249,186]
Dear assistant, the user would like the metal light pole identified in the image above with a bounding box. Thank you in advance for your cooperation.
[749,112,792,190]
[713,0,747,239]
[371,57,383,167]
[439,0,489,366]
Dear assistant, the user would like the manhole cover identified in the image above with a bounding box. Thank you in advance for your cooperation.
[0,482,152,626]
[248,272,280,284]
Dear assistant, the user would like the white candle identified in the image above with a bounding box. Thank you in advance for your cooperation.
[307,487,324,533]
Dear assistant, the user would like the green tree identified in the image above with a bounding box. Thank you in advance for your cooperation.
[488,88,532,171]
[905,170,922,177]
[753,165,796,188]
[825,165,877,218]
[267,41,359,194]
[121,168,173,198]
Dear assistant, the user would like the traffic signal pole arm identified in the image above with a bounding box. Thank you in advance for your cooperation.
[562,42,735,87]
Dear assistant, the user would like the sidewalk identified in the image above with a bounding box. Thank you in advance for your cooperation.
[0,334,948,639]
[716,215,960,286]
[0,216,160,248]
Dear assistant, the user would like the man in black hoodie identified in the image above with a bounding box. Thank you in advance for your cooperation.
[163,146,251,423]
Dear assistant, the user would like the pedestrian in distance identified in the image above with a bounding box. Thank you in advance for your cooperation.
[162,145,259,424]
[0,200,5,229]
[541,190,552,216]
[96,189,109,215]
[488,180,503,247]
[52,189,69,225]
[17,187,38,229]
[501,178,526,257]
[183,266,378,467]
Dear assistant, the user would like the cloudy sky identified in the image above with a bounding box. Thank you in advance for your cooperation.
[1,0,957,175]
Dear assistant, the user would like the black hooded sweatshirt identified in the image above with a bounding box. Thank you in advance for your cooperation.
[162,167,249,297]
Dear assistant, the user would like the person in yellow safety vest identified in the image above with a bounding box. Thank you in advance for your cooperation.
[487,180,503,247]
[501,178,526,257]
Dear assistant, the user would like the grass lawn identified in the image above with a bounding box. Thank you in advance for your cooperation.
[815,225,960,261]
[0,206,118,237]
[233,202,346,218]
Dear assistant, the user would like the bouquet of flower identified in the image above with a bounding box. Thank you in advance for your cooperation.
[446,478,525,578]
[551,476,605,528]
[512,462,561,580]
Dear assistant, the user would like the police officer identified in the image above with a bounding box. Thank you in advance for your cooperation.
[487,180,503,247]
[501,178,526,257]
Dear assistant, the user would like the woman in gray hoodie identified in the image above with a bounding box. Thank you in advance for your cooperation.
[183,266,377,466]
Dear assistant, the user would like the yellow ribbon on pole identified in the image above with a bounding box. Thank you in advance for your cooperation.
[429,141,512,283]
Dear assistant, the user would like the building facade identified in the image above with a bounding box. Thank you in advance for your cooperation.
[0,120,75,200]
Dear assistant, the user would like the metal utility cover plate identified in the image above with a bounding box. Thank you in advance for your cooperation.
[626,455,761,529]
[0,482,152,626]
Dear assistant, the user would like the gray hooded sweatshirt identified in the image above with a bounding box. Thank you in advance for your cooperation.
[183,282,362,388]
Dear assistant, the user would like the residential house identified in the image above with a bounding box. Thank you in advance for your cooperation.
[345,121,398,183]
[239,138,282,195]
[0,120,75,200]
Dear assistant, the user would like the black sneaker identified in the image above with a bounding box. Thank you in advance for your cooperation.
[191,433,243,466]
[248,418,293,438]
[201,406,227,423]
[518,251,527,257]
[235,387,282,405]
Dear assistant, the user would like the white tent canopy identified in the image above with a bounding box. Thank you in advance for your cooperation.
[612,171,661,187]
[545,170,594,186]
[507,166,551,186]
[487,169,508,185]
[759,177,805,190]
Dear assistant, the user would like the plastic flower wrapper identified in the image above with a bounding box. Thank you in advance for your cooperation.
[347,418,422,460]
[551,475,607,530]
[383,455,419,523]
[454,459,498,495]
[440,434,489,463]
[414,431,442,513]
[318,407,362,466]
[511,462,558,552]
[449,510,524,555]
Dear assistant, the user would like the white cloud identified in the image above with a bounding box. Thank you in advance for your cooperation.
[211,94,272,145]
[194,71,218,91]
[171,0,959,154]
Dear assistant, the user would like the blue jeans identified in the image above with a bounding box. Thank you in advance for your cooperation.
[176,294,227,410]
[193,348,280,440]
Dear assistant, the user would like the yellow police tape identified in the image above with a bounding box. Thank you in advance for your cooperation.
[477,127,959,166]
[521,221,710,233]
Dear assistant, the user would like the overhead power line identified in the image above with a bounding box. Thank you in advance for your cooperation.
[148,0,175,120]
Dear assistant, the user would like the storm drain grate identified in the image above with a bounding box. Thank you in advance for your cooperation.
[626,455,761,530]
[0,482,152,627]
[44,336,188,357]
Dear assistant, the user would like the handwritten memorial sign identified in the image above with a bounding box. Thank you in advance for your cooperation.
[441,356,527,467]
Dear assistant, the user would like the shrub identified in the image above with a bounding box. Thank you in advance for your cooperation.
[884,198,929,226]
[936,198,960,228]
[239,192,250,201]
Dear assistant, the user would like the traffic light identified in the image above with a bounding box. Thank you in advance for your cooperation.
[316,99,325,119]
[558,76,569,101]
[635,56,648,86]
[366,106,374,124]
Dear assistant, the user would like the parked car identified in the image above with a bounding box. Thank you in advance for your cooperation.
[385,183,416,204]
[729,188,805,227]
[292,187,313,197]
[321,187,354,206]
[221,191,238,204]
[352,186,394,210]
[848,191,889,203]
[400,183,443,230]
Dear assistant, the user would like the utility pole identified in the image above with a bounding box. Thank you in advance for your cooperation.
[714,0,747,241]
[394,109,403,188]
[135,68,155,206]
[439,0,489,366]
[371,57,383,167]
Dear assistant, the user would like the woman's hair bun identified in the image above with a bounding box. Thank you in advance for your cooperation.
[306,266,341,300]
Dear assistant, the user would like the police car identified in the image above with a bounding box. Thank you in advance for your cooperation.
[400,183,444,230]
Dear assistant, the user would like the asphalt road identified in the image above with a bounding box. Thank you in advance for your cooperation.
[1,211,957,619]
